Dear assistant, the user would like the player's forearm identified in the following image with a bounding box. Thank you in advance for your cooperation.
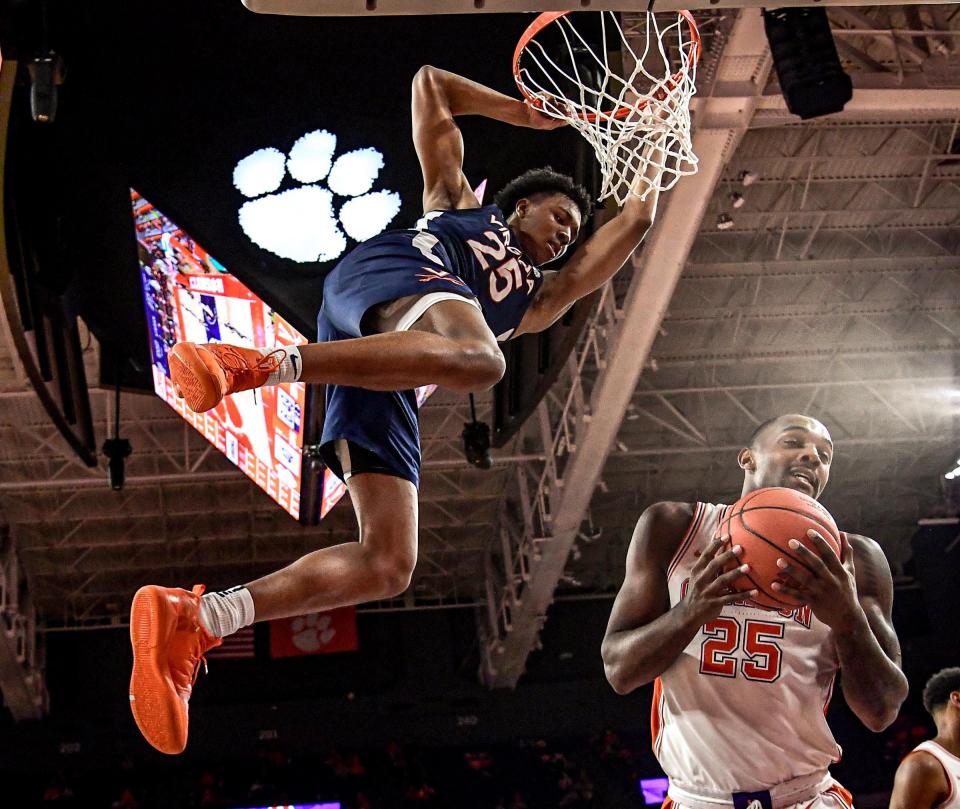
[621,135,666,224]
[620,146,663,228]
[554,216,651,307]
[602,601,705,694]
[525,179,659,326]
[419,65,529,126]
[833,606,908,731]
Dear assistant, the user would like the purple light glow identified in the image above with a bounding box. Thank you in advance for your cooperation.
[640,776,670,804]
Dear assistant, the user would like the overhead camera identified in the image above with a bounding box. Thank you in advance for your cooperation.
[102,437,132,490]
[27,51,66,124]
[462,419,492,470]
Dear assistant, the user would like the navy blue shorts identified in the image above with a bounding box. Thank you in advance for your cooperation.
[317,231,478,489]
[324,439,403,482]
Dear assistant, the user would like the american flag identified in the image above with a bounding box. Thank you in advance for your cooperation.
[206,626,255,660]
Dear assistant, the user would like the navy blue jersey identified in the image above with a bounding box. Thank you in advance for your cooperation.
[416,204,543,340]
[316,203,546,489]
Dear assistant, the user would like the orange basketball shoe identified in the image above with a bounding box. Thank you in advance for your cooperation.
[168,342,283,413]
[128,584,221,755]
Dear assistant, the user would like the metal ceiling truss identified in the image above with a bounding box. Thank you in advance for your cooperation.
[0,385,508,623]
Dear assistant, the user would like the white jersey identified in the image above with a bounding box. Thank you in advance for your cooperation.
[654,502,843,805]
[911,742,960,809]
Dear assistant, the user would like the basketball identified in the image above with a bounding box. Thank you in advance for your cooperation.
[716,487,844,609]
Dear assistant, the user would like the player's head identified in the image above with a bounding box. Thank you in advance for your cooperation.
[923,667,960,727]
[737,413,833,499]
[494,167,592,267]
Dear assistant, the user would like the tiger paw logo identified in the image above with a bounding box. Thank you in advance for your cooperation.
[291,612,337,652]
[233,129,401,263]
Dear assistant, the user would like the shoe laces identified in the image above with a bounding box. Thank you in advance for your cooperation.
[191,655,209,687]
[217,346,284,390]
[190,584,210,685]
[173,648,209,695]
[170,585,216,695]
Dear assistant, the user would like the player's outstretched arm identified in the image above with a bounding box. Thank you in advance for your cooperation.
[888,751,950,809]
[601,502,751,694]
[412,66,564,214]
[514,136,666,335]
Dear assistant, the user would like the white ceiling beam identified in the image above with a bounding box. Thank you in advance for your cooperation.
[666,300,960,324]
[707,220,958,235]
[723,173,960,188]
[685,256,959,277]
[651,342,959,367]
[632,375,957,398]
[751,89,960,127]
[241,0,960,16]
[705,210,960,224]
[610,433,952,459]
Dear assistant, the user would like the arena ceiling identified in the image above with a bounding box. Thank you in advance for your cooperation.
[0,5,957,685]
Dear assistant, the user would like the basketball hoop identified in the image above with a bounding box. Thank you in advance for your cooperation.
[513,11,701,205]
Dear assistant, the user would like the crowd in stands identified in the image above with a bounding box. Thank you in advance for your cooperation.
[24,705,933,809]
[27,730,659,809]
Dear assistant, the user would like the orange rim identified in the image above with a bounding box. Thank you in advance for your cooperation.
[513,10,701,123]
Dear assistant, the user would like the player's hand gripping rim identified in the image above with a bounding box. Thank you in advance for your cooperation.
[521,96,571,129]
[681,537,757,626]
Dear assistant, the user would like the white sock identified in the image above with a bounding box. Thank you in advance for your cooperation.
[199,585,255,638]
[260,346,303,386]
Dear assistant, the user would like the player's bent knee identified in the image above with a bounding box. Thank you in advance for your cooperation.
[374,556,416,598]
[365,547,417,598]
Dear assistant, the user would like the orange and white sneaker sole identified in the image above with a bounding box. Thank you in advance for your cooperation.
[129,585,188,755]
[168,343,222,414]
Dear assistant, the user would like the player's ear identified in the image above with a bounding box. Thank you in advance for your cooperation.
[515,197,531,219]
[738,447,755,472]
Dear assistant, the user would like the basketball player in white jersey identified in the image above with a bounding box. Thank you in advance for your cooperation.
[602,413,908,809]
[889,667,960,809]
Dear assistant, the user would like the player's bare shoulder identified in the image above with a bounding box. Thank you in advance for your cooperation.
[628,500,697,571]
[890,748,952,809]
[844,532,895,597]
[844,532,885,562]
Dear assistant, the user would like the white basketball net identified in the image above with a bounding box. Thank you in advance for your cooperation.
[515,11,700,205]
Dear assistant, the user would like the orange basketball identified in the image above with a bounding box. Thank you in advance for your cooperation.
[715,487,843,609]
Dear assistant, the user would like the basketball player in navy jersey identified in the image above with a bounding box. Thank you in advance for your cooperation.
[889,667,960,809]
[602,413,908,808]
[128,66,666,754]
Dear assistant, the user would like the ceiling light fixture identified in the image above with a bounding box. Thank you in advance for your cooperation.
[944,457,960,480]
[716,213,734,231]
